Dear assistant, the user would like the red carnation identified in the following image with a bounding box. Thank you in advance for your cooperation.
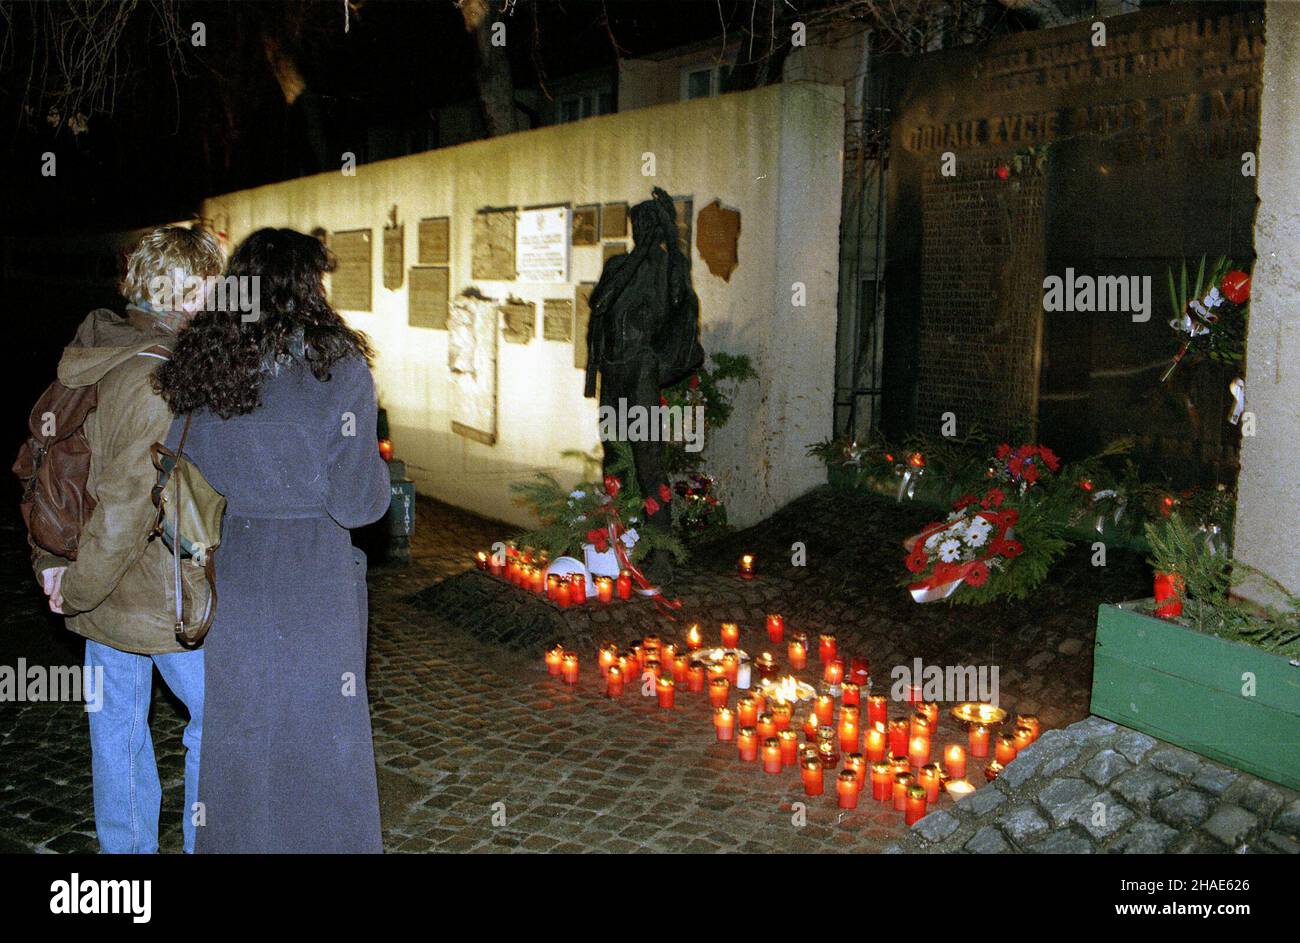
[586,528,609,553]
[603,474,621,498]
[644,497,661,516]
[995,443,1011,460]
[1038,445,1060,472]
[1002,540,1024,558]
[981,488,1005,509]
[1220,270,1251,306]
[965,562,990,587]
[689,374,700,390]
[658,483,672,503]
[1023,463,1040,484]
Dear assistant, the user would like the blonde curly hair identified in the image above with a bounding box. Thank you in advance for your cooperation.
[121,226,224,304]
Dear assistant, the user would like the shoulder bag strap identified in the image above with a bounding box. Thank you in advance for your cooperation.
[173,413,192,635]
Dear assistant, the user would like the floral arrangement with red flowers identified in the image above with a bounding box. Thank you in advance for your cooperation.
[1162,256,1250,382]
[510,442,687,566]
[903,490,1023,603]
[991,442,1061,492]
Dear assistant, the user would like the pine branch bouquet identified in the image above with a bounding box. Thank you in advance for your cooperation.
[1145,514,1300,658]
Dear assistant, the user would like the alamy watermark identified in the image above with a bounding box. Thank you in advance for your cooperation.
[1042,268,1151,322]
[598,398,705,452]
[0,660,103,712]
[148,274,261,322]
[890,657,1000,705]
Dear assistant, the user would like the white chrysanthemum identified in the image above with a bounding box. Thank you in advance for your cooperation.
[938,538,962,562]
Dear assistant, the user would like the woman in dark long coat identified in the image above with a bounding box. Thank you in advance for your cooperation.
[153,228,390,852]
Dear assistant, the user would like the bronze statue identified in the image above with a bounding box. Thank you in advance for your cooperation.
[585,187,705,584]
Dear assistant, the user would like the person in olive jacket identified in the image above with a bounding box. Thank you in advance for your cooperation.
[35,227,224,853]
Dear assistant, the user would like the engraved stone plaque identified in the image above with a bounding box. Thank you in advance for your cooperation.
[418,217,450,264]
[472,208,516,280]
[543,298,573,342]
[329,229,372,312]
[500,300,535,344]
[601,202,628,239]
[695,199,741,281]
[572,205,599,246]
[383,225,404,290]
[449,292,498,446]
[574,282,595,371]
[409,266,449,329]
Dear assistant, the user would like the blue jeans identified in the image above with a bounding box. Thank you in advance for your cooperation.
[84,640,204,854]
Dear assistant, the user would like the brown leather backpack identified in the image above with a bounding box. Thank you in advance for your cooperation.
[12,345,171,559]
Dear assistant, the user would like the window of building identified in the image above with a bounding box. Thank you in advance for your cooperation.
[557,90,614,124]
[681,63,733,101]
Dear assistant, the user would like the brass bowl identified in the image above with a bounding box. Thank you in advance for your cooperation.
[949,702,1008,727]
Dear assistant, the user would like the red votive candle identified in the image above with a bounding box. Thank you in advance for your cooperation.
[893,772,915,811]
[672,653,690,684]
[788,636,808,670]
[823,659,844,687]
[849,657,870,685]
[867,694,888,727]
[889,718,910,757]
[771,701,793,731]
[837,770,860,809]
[1154,570,1184,618]
[722,652,740,685]
[779,730,799,767]
[605,666,624,698]
[766,614,785,644]
[685,624,703,650]
[656,676,675,709]
[595,576,613,603]
[996,733,1018,766]
[530,567,545,594]
[713,707,735,741]
[871,761,892,801]
[598,643,618,673]
[803,711,819,742]
[819,634,837,664]
[908,735,931,769]
[1014,725,1034,752]
[720,623,740,649]
[555,579,571,608]
[736,694,759,728]
[906,684,923,706]
[945,744,967,780]
[841,682,861,708]
[845,753,866,787]
[474,551,488,571]
[757,712,777,742]
[905,784,928,826]
[762,738,783,774]
[561,653,579,685]
[839,715,859,755]
[802,756,824,796]
[969,724,990,758]
[814,695,835,728]
[919,762,943,804]
[865,724,887,762]
[1016,714,1040,743]
[917,701,939,732]
[617,570,632,600]
[737,727,759,762]
[738,554,755,580]
[910,712,930,741]
[687,661,705,693]
[709,678,730,708]
[545,645,564,676]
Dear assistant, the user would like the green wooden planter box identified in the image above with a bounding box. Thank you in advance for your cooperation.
[1091,601,1300,790]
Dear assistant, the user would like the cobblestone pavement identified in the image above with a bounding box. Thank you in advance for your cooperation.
[1,487,1296,853]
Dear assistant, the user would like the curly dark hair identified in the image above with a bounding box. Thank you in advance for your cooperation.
[153,228,374,418]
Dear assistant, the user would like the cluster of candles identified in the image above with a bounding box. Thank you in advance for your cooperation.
[476,545,633,605]
[543,616,1044,829]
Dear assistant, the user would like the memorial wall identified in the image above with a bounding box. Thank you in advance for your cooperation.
[883,4,1262,484]
[203,82,844,527]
